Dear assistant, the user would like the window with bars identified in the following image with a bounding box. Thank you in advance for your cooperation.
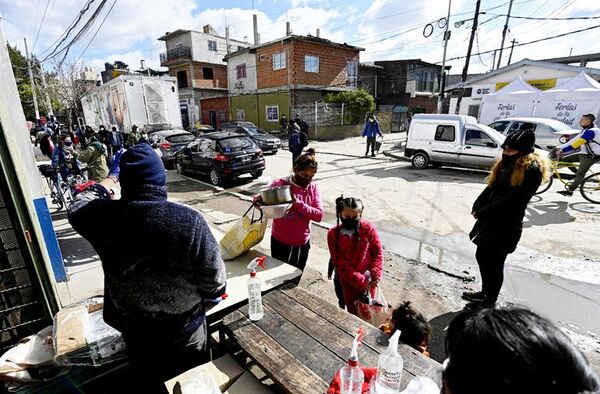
[266,106,279,122]
[208,40,217,52]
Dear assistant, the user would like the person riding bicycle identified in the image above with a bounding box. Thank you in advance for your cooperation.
[554,114,600,196]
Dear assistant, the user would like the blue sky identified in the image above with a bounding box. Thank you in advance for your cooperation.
[2,0,600,76]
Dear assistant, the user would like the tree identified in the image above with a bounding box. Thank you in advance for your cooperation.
[7,43,36,120]
[325,89,375,124]
[47,59,96,127]
[112,60,129,70]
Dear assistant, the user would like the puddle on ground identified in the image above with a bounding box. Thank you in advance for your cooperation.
[377,225,600,335]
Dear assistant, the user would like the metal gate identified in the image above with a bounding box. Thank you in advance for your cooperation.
[0,155,52,351]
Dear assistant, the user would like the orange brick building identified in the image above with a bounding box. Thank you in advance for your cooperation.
[226,35,363,130]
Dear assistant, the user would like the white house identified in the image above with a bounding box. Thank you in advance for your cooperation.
[448,59,600,118]
[224,48,258,94]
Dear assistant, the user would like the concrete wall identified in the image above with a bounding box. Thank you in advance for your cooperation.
[257,91,290,131]
[227,52,257,93]
[230,94,259,126]
[200,96,230,128]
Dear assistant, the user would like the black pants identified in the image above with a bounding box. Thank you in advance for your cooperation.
[365,137,376,155]
[333,274,345,309]
[292,150,302,166]
[271,236,310,284]
[121,321,209,393]
[475,246,509,303]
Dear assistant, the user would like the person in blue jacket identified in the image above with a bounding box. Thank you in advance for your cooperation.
[362,114,383,157]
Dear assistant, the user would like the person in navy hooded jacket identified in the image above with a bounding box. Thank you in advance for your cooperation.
[362,114,383,157]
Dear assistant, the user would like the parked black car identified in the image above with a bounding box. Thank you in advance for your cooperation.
[189,124,217,137]
[219,123,281,154]
[174,132,266,186]
[147,130,195,169]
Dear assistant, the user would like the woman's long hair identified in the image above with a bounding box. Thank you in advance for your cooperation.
[487,152,551,187]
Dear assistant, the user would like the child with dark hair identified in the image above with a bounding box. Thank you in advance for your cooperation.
[327,195,383,316]
[379,301,431,357]
[267,148,323,280]
[443,307,600,394]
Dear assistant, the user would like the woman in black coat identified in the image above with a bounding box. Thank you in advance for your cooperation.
[463,125,550,309]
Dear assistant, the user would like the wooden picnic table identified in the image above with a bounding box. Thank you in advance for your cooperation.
[222,284,442,393]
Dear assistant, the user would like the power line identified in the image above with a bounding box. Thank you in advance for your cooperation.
[75,0,118,64]
[485,13,600,21]
[443,23,600,63]
[31,0,51,52]
[39,0,96,57]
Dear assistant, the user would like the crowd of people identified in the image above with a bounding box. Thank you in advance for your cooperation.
[58,113,600,393]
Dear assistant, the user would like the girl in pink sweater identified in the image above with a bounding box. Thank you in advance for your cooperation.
[268,149,323,277]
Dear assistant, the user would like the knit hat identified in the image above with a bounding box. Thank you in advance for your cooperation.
[501,129,536,153]
[119,142,166,189]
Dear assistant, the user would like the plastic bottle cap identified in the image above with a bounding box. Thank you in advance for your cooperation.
[250,271,256,277]
[348,359,359,367]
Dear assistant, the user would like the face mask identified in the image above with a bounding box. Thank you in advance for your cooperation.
[501,153,520,167]
[64,141,73,147]
[341,217,360,230]
[294,173,311,187]
[369,119,374,123]
[141,133,148,139]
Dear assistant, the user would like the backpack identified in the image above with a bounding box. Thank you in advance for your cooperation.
[300,130,308,148]
[40,134,54,157]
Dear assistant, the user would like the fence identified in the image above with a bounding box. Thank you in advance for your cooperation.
[291,102,365,139]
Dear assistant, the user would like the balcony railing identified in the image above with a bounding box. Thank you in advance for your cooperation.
[160,46,192,66]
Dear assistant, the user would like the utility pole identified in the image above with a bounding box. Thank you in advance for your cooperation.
[37,63,54,117]
[496,0,514,70]
[438,0,452,114]
[374,74,378,109]
[507,39,517,65]
[23,37,40,121]
[491,50,497,71]
[454,0,481,115]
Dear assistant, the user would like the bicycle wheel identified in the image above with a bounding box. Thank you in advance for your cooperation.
[535,175,553,195]
[580,173,600,204]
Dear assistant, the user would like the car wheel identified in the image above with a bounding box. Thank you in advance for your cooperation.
[251,170,263,179]
[163,159,174,170]
[175,160,184,174]
[209,168,223,186]
[411,152,430,169]
[272,150,278,155]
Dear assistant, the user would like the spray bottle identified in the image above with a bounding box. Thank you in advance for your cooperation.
[340,327,365,394]
[374,330,404,393]
[247,256,267,321]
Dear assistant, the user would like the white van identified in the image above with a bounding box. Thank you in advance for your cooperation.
[404,114,506,170]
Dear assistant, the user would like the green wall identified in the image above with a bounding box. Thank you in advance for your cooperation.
[230,92,290,131]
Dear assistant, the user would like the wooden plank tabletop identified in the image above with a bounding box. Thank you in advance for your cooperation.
[223,284,442,393]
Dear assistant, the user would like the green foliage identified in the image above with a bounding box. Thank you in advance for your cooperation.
[325,89,375,123]
[113,60,129,70]
[7,43,36,120]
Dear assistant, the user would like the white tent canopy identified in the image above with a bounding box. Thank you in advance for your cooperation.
[479,77,540,124]
[534,72,600,127]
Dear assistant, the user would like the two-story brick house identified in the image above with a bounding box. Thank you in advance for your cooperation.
[158,25,250,129]
[224,35,363,131]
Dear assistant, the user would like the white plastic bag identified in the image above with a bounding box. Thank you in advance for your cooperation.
[173,369,221,394]
[355,285,390,327]
[400,376,440,394]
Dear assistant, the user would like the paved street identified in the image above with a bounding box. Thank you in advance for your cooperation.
[161,135,600,366]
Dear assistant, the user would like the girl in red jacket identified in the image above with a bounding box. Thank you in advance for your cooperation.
[327,195,384,316]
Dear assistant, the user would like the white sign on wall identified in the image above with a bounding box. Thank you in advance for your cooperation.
[472,84,496,98]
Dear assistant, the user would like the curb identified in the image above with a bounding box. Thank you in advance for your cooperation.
[317,151,393,160]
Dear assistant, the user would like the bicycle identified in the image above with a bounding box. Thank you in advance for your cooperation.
[536,159,600,203]
[38,165,88,210]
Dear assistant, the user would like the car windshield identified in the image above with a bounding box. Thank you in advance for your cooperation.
[166,134,195,143]
[218,137,255,152]
[245,127,267,136]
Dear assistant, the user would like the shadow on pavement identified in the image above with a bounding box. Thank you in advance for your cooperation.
[524,200,575,228]
[569,202,600,214]
[428,311,462,363]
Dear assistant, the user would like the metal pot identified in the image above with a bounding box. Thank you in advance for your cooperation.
[260,186,292,205]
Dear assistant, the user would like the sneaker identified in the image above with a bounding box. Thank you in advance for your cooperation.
[464,299,496,311]
[462,291,486,302]
[558,189,574,196]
